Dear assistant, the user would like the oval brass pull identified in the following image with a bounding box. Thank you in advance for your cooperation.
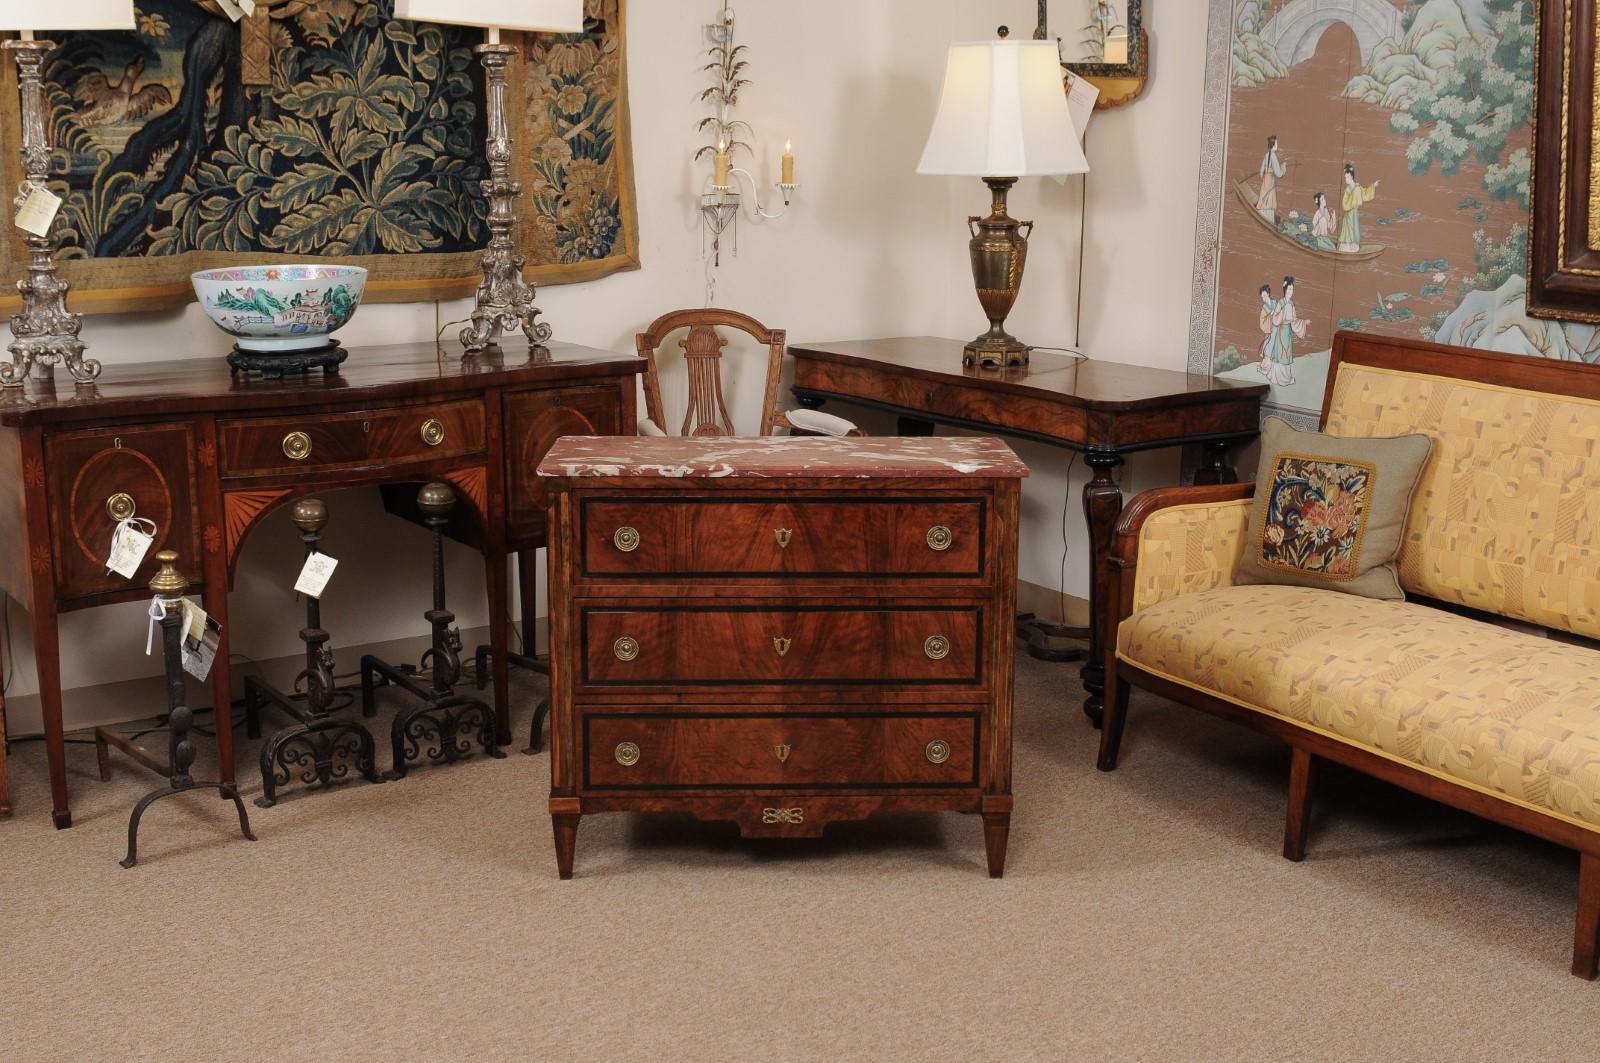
[773,636,792,657]
[613,636,640,662]
[924,635,950,661]
[106,492,136,522]
[613,526,640,552]
[283,431,312,461]
[774,528,792,549]
[420,418,445,447]
[926,525,953,552]
[614,741,641,767]
[925,739,951,765]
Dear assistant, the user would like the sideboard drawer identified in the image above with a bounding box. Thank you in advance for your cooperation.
[580,605,982,688]
[580,496,985,579]
[583,712,979,789]
[219,400,485,476]
[45,424,202,600]
[505,386,625,546]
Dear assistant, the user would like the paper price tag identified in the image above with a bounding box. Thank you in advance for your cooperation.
[215,0,245,20]
[106,520,156,580]
[14,184,62,237]
[294,553,339,598]
[238,0,257,14]
[181,606,221,682]
[180,599,209,645]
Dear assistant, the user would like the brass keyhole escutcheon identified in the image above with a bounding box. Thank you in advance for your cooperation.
[613,526,640,552]
[774,743,791,763]
[420,418,446,447]
[774,528,792,549]
[925,739,951,765]
[613,636,640,662]
[926,525,953,552]
[615,741,641,767]
[773,636,792,657]
[282,431,312,461]
[106,492,137,522]
[924,635,950,661]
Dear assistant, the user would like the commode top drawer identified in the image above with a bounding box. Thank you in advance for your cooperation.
[580,496,985,579]
[580,605,983,688]
[219,400,485,476]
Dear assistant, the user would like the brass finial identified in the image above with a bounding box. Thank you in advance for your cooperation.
[291,498,328,534]
[416,482,457,518]
[149,551,188,597]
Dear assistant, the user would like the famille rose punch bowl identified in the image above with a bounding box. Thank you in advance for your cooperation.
[191,265,367,354]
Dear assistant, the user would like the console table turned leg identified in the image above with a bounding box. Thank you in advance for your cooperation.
[1079,449,1125,728]
[1194,439,1237,486]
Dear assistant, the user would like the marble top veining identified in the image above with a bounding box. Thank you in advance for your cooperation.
[538,435,1029,480]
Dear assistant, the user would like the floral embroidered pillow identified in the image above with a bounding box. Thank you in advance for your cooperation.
[1236,417,1432,600]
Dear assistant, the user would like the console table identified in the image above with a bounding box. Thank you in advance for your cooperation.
[0,341,643,827]
[788,337,1268,726]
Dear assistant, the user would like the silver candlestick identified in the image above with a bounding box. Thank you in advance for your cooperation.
[460,42,552,355]
[1,38,98,389]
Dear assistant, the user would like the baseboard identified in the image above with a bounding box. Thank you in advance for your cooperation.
[1016,579,1089,627]
[2,619,548,740]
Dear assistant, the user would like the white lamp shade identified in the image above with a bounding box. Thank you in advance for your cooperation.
[917,40,1089,178]
[0,1,135,31]
[392,0,583,33]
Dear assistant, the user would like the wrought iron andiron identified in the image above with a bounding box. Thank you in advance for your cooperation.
[94,551,255,868]
[362,483,502,779]
[245,499,382,807]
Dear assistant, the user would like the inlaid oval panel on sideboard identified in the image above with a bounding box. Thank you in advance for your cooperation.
[46,424,202,601]
[504,386,624,548]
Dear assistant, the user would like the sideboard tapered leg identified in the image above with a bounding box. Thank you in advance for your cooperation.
[982,812,1010,879]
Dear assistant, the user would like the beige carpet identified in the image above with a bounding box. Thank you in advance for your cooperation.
[1,653,1593,1062]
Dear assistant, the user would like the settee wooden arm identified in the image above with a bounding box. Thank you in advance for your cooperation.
[1108,482,1256,567]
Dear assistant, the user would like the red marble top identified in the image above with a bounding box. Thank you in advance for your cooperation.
[538,435,1029,479]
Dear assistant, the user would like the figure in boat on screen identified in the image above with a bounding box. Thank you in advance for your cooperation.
[1338,164,1379,253]
[1255,135,1285,222]
[1310,192,1337,251]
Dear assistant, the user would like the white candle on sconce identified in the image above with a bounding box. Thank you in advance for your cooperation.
[487,25,500,44]
[781,138,795,185]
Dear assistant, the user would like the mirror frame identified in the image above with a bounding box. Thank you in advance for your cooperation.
[1036,0,1148,109]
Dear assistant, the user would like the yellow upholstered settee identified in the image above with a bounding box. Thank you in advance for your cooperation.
[1097,332,1600,979]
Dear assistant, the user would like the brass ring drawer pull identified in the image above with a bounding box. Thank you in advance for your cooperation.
[614,741,641,767]
[421,418,445,446]
[613,636,640,661]
[613,526,640,552]
[926,525,953,551]
[925,740,951,765]
[106,492,137,522]
[924,635,950,661]
[282,431,312,461]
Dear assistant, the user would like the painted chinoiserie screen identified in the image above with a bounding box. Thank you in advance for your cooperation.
[1189,0,1597,425]
[0,0,638,314]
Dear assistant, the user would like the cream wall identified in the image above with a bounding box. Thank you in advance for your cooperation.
[4,1,1211,732]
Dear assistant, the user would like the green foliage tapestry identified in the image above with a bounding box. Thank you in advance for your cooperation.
[0,0,638,313]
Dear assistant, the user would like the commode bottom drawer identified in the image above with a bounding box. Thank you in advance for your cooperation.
[583,713,979,789]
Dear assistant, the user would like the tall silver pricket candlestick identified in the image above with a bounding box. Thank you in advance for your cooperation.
[0,38,98,389]
[459,41,552,355]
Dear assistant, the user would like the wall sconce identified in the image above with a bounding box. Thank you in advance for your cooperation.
[696,3,797,301]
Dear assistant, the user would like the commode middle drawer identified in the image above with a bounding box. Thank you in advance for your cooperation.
[219,399,486,476]
[583,712,980,789]
[581,496,985,579]
[579,605,983,688]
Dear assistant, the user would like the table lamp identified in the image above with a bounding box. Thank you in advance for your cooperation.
[0,2,136,389]
[917,30,1088,369]
[393,0,584,354]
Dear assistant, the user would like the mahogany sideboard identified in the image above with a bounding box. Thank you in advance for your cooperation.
[538,434,1026,878]
[0,341,642,827]
[788,337,1268,726]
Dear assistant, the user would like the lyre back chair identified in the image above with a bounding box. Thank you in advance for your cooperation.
[635,308,862,438]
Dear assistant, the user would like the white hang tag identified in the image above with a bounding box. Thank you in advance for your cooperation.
[180,599,209,645]
[14,183,62,237]
[237,0,258,14]
[181,612,222,682]
[215,0,245,20]
[145,598,169,656]
[106,518,157,580]
[294,553,339,598]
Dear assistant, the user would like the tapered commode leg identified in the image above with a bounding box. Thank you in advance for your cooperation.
[553,813,581,880]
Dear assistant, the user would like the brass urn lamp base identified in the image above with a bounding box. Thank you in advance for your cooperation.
[963,176,1034,369]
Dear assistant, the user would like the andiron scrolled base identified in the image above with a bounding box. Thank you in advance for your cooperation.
[247,675,383,808]
[360,656,502,780]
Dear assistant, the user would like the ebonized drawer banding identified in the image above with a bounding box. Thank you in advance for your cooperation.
[582,712,980,789]
[579,496,985,578]
[218,399,486,476]
[578,605,984,687]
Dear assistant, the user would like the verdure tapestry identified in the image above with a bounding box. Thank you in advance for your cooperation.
[1189,0,1596,424]
[0,0,637,314]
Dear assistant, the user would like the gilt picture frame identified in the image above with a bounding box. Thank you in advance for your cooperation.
[1528,0,1600,321]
